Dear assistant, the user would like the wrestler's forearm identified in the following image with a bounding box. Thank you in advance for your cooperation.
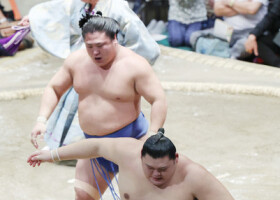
[37,85,61,120]
[57,138,102,160]
[149,99,167,132]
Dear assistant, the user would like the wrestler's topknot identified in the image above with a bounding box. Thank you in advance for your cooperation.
[154,128,165,144]
[80,11,120,40]
[79,13,92,29]
[79,11,103,29]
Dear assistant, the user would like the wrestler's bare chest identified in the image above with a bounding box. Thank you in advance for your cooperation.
[73,63,136,101]
[72,62,141,134]
[118,166,194,200]
[119,180,195,200]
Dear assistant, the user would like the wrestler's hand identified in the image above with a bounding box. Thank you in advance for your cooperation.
[18,15,30,26]
[27,150,53,167]
[30,122,46,149]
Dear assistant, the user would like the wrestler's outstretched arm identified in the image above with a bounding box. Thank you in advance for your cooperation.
[28,138,140,167]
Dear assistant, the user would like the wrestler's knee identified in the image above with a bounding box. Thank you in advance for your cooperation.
[74,179,100,200]
[75,187,97,200]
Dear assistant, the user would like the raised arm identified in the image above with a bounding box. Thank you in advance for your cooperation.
[30,57,73,148]
[189,164,235,200]
[134,58,167,133]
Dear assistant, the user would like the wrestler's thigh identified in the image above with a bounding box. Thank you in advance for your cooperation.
[75,159,115,195]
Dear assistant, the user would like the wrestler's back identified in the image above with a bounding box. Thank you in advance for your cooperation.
[72,47,144,135]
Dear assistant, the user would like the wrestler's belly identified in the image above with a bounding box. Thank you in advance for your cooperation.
[78,99,140,136]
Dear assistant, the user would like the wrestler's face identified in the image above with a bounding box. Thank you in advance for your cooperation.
[85,31,118,69]
[142,154,178,188]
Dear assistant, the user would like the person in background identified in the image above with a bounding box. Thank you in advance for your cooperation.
[245,0,280,67]
[20,0,160,152]
[0,2,33,56]
[28,128,235,200]
[214,0,268,59]
[167,0,207,47]
[0,9,7,24]
[0,1,14,24]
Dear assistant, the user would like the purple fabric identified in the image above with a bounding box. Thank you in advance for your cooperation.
[168,20,202,47]
[0,26,30,56]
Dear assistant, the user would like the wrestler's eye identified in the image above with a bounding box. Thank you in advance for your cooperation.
[158,167,167,172]
[87,44,93,48]
[96,43,104,48]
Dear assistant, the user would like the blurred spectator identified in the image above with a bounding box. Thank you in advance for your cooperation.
[0,2,14,23]
[0,9,7,24]
[245,0,280,67]
[167,0,207,47]
[0,2,33,56]
[214,0,268,59]
[202,0,218,29]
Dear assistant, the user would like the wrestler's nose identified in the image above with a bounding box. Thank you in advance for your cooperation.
[152,170,161,177]
[93,48,100,55]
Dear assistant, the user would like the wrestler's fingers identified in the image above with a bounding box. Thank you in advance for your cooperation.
[31,155,41,161]
[27,159,36,166]
[29,158,41,167]
[27,151,40,162]
[30,132,39,149]
[39,132,45,140]
[32,160,38,167]
[31,152,50,163]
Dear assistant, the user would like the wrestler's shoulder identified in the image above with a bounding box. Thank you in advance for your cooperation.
[119,47,150,69]
[64,49,88,66]
[112,137,143,157]
[182,158,211,182]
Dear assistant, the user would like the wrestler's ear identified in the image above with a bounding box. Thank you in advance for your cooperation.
[175,153,179,163]
[113,35,118,44]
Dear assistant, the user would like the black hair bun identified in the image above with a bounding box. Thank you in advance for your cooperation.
[96,11,102,16]
[153,128,165,144]
[79,13,93,29]
[157,128,165,135]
